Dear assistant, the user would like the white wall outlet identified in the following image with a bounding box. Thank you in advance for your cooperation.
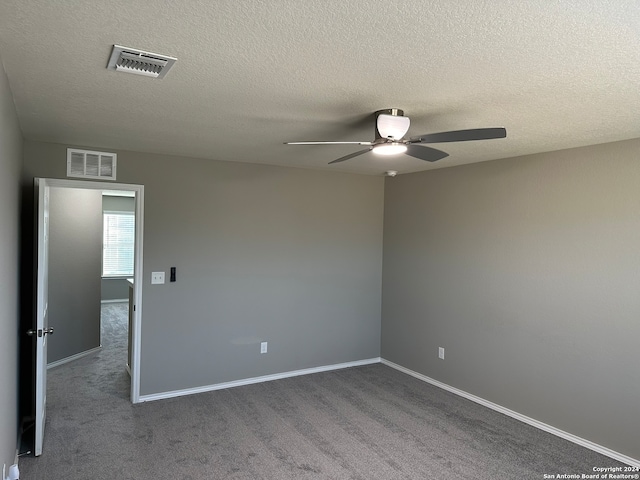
[260,341,268,354]
[151,271,165,284]
[438,347,445,360]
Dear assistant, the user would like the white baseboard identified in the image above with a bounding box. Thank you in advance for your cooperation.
[101,299,128,304]
[138,357,381,403]
[47,346,102,369]
[381,358,640,468]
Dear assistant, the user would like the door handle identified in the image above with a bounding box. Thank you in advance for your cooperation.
[26,327,54,337]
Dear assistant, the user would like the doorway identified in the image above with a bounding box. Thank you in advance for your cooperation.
[35,179,144,404]
[45,188,134,371]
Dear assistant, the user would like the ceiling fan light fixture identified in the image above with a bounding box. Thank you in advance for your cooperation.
[377,113,410,140]
[372,143,408,156]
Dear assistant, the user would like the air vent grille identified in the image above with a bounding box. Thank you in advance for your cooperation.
[107,45,176,79]
[67,149,117,181]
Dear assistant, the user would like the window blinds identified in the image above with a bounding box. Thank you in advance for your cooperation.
[103,212,135,276]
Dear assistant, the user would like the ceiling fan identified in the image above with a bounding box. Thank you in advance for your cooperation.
[285,109,506,164]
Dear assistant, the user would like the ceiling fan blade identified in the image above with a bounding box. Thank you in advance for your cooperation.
[328,148,372,164]
[285,141,373,145]
[404,145,449,162]
[410,127,507,144]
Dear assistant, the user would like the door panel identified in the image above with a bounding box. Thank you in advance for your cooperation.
[34,178,50,456]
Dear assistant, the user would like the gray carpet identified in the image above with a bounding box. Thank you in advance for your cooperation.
[18,303,626,479]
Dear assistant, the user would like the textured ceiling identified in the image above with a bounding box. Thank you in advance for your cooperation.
[0,1,639,175]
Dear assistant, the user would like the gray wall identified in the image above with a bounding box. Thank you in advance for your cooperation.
[101,278,130,302]
[0,54,22,471]
[47,187,102,363]
[103,195,135,213]
[22,141,384,396]
[381,138,640,460]
[101,195,135,302]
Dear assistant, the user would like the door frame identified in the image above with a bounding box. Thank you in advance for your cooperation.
[36,178,144,403]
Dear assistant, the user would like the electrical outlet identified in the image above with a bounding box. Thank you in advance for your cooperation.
[260,342,268,354]
[151,271,165,284]
[438,347,445,360]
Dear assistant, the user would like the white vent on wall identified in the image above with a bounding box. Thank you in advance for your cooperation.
[67,148,117,181]
[107,45,177,79]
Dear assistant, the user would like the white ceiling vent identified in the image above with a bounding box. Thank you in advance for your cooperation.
[107,45,176,79]
[67,148,117,181]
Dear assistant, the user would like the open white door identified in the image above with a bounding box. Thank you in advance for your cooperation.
[30,178,53,456]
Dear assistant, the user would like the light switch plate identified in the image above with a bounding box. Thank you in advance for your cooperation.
[151,272,165,284]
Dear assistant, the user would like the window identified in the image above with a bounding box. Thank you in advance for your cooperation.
[103,212,135,277]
